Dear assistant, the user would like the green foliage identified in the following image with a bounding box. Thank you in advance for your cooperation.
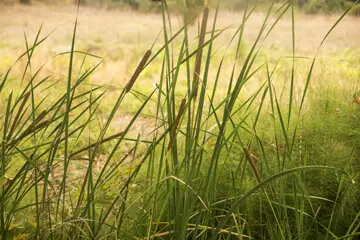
[303,0,348,14]
[349,3,360,15]
[301,0,360,14]
[108,0,205,12]
[108,0,162,11]
[1,1,360,239]
[303,0,322,14]
[216,0,248,11]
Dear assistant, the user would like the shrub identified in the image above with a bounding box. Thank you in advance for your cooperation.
[108,0,205,12]
[303,0,322,14]
[109,0,161,11]
[304,0,347,14]
[349,4,360,16]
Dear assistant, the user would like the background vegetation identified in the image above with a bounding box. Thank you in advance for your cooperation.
[1,0,360,239]
[2,0,360,15]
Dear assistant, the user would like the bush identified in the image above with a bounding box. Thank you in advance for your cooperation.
[108,0,205,12]
[349,4,360,16]
[108,0,162,11]
[303,0,322,14]
[219,0,247,11]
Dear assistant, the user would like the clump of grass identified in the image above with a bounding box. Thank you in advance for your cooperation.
[349,3,360,15]
[1,1,360,239]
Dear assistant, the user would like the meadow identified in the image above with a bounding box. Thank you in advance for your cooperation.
[1,1,360,239]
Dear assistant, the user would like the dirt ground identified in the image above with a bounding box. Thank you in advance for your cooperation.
[1,4,359,53]
[0,3,359,111]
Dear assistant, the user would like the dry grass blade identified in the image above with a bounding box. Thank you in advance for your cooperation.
[193,7,209,98]
[7,109,48,144]
[8,120,51,148]
[7,92,31,141]
[69,131,125,158]
[243,147,262,183]
[125,50,152,93]
[166,175,208,210]
[167,98,186,151]
[353,94,360,105]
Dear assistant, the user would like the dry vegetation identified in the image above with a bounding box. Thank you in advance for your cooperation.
[1,2,360,239]
[1,3,359,115]
[1,4,359,71]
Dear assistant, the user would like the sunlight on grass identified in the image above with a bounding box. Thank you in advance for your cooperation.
[0,1,360,239]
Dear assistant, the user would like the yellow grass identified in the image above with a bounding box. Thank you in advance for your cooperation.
[0,3,359,115]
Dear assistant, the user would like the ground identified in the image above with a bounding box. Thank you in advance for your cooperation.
[1,4,359,75]
[1,3,359,117]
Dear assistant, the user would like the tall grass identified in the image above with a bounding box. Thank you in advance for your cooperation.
[0,1,359,239]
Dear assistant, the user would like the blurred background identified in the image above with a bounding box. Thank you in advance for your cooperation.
[1,0,360,239]
[1,0,360,14]
[1,0,360,131]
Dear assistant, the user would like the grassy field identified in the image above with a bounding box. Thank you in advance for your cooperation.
[1,2,360,239]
